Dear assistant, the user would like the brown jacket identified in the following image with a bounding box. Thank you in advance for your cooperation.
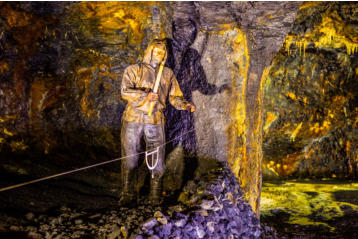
[121,63,188,124]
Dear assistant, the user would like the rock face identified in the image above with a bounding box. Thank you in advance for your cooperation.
[224,1,301,213]
[263,2,358,179]
[0,1,302,214]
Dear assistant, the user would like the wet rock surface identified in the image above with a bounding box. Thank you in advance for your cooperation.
[261,180,358,239]
[263,2,358,179]
[1,1,358,237]
[0,0,300,215]
[0,165,277,239]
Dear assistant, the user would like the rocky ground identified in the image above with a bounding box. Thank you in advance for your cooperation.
[1,160,357,238]
[0,164,276,239]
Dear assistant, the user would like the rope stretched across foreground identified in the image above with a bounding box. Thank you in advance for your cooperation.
[0,128,196,192]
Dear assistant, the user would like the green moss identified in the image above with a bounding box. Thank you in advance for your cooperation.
[261,180,358,231]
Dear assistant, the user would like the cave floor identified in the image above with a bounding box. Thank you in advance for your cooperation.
[2,158,358,239]
[0,165,189,238]
[261,179,358,238]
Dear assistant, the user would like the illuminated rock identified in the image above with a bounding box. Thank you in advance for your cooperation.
[0,2,303,216]
[263,2,358,179]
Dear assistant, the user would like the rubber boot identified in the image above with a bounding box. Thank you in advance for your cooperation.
[118,167,136,207]
[149,176,162,205]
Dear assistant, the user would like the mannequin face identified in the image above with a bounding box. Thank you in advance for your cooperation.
[151,47,166,67]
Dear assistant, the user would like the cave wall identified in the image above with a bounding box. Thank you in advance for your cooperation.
[263,2,358,179]
[0,2,165,159]
[0,2,302,214]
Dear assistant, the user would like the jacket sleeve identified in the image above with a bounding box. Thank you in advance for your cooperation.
[169,72,189,110]
[121,65,147,104]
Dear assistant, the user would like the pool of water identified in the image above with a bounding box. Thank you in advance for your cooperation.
[261,179,358,238]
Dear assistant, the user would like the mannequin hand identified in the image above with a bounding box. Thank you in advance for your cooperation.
[186,103,196,112]
[147,92,159,102]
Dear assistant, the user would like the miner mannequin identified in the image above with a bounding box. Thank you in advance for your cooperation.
[119,39,196,206]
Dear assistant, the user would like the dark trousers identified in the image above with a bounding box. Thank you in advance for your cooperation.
[121,121,165,176]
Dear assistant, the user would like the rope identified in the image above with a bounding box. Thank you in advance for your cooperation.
[145,146,160,178]
[0,128,196,192]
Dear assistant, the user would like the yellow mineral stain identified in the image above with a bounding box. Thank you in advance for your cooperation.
[286,91,296,100]
[280,123,292,133]
[282,152,301,176]
[226,27,249,181]
[217,24,235,35]
[256,67,271,166]
[244,65,270,213]
[309,120,331,136]
[269,66,285,79]
[264,163,279,176]
[76,66,95,118]
[299,1,323,9]
[75,2,156,44]
[264,112,278,131]
[76,61,118,119]
[257,13,273,27]
[333,95,345,104]
[285,35,307,57]
[346,141,351,155]
[284,13,358,56]
[316,15,358,55]
[78,69,95,118]
[291,122,303,141]
[1,3,32,28]
[68,2,168,122]
[0,61,9,75]
[30,78,47,130]
[3,128,14,136]
[120,226,128,238]
[222,26,260,210]
[10,140,28,152]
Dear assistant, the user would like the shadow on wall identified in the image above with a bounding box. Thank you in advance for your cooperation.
[164,18,228,190]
